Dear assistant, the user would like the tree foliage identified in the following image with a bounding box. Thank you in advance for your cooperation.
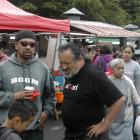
[71,0,129,25]
[19,2,38,13]
[10,0,140,26]
[120,0,140,26]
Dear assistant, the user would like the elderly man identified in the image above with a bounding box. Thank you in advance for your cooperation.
[58,42,125,140]
[0,30,56,140]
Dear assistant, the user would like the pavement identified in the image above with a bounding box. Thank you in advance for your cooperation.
[44,118,65,140]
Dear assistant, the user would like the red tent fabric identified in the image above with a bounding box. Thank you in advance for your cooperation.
[0,0,70,32]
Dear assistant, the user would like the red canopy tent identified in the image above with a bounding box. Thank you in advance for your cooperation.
[0,0,70,32]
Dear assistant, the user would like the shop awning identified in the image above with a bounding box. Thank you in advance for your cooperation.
[71,20,140,38]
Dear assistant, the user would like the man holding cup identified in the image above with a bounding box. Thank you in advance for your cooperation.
[0,30,56,140]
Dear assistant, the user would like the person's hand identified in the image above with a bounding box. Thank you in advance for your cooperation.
[87,120,108,138]
[39,112,48,129]
[14,90,33,100]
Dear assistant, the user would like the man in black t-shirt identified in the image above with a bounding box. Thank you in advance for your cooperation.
[58,42,125,140]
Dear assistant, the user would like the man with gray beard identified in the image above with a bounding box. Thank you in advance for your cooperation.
[58,42,125,140]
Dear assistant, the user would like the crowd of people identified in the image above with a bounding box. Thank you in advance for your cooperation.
[0,30,140,140]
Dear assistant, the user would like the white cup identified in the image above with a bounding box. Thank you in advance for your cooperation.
[24,86,35,91]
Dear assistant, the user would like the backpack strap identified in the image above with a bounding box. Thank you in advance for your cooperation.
[0,128,14,140]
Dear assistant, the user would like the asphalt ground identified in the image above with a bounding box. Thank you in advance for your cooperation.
[44,118,65,140]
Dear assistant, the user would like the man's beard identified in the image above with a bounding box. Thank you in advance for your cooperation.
[64,73,74,78]
[63,69,79,79]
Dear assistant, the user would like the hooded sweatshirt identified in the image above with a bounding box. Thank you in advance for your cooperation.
[94,54,113,72]
[0,53,55,130]
[0,126,21,140]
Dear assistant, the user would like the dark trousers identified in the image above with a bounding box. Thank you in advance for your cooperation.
[63,136,105,140]
[20,129,43,140]
[63,130,108,140]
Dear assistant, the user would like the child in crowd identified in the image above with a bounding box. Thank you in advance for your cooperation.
[0,99,37,140]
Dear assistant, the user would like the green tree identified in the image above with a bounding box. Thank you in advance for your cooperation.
[101,0,129,25]
[10,0,140,26]
[11,0,69,19]
[19,2,38,13]
[120,0,140,25]
[71,0,104,20]
[71,0,128,26]
[40,1,67,18]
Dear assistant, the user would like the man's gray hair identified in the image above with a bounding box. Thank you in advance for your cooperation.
[109,58,124,68]
[58,42,84,60]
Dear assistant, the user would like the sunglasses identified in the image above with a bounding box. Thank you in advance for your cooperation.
[19,41,36,48]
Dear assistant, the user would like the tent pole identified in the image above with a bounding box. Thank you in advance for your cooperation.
[52,33,61,71]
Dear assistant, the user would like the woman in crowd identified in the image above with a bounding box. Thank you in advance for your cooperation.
[108,58,140,140]
[122,46,140,96]
[93,44,113,72]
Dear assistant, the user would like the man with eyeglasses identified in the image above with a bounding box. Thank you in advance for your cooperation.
[0,30,56,140]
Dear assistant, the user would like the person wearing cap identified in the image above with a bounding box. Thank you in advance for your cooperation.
[0,30,56,140]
